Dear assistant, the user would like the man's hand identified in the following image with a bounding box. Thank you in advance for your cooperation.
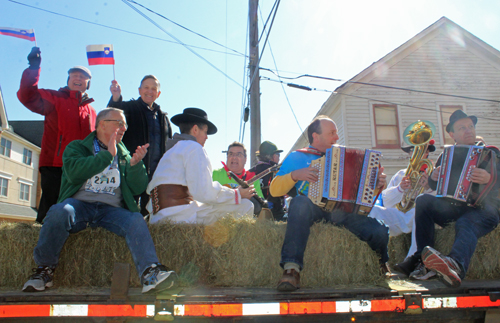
[107,131,118,157]
[110,80,122,102]
[291,166,319,183]
[238,185,256,200]
[130,143,150,167]
[27,47,41,69]
[430,166,441,181]
[470,167,491,184]
[376,166,387,189]
[399,175,411,190]
[419,172,431,190]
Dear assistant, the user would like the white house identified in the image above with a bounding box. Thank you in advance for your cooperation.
[291,17,500,179]
[0,87,42,222]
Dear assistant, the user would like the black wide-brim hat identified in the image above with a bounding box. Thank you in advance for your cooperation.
[171,107,217,135]
[446,110,477,133]
[401,139,436,154]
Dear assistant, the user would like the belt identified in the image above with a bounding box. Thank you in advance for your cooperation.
[151,184,193,214]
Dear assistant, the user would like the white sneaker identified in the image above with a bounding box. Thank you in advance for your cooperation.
[141,263,178,294]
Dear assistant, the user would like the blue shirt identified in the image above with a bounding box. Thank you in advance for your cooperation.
[276,146,322,196]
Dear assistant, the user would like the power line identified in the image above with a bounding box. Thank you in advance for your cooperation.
[122,0,244,89]
[258,0,278,44]
[258,4,306,143]
[262,76,500,123]
[260,68,500,104]
[248,0,280,99]
[125,0,246,57]
[6,0,243,57]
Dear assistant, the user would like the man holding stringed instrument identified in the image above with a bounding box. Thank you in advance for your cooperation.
[270,115,389,292]
[399,110,500,288]
[212,142,264,216]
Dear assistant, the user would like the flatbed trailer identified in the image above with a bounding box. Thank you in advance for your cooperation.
[2,278,500,322]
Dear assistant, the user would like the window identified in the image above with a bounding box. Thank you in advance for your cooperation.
[1,138,12,157]
[0,177,8,197]
[373,104,400,148]
[23,148,32,166]
[440,105,463,145]
[19,183,30,201]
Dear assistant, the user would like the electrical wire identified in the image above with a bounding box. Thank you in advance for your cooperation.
[248,0,280,89]
[260,68,500,104]
[262,76,500,123]
[6,0,242,57]
[122,0,244,89]
[258,4,306,143]
[125,0,246,57]
[258,0,278,44]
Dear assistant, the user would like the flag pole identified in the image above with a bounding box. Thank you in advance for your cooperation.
[33,28,37,47]
[113,64,116,81]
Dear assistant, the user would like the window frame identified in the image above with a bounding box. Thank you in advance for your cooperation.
[22,148,33,166]
[0,177,8,197]
[1,138,12,158]
[372,104,401,149]
[19,183,30,201]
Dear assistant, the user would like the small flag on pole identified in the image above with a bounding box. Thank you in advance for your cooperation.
[0,27,36,42]
[86,44,115,65]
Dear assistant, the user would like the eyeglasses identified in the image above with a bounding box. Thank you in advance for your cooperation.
[103,120,128,129]
[228,152,245,158]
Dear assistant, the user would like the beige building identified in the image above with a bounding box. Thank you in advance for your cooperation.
[291,17,500,179]
[0,88,42,222]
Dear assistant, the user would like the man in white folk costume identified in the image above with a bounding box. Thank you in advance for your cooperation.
[147,108,255,225]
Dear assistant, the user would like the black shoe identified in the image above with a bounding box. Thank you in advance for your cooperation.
[394,255,419,276]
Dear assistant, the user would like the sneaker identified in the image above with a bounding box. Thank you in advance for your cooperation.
[141,263,178,294]
[22,266,55,292]
[394,255,419,276]
[422,246,461,288]
[409,262,436,280]
[277,269,300,291]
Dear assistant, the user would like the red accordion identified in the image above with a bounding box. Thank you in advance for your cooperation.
[308,146,382,215]
[436,145,497,206]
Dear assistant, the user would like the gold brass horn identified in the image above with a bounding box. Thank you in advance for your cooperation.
[396,120,435,213]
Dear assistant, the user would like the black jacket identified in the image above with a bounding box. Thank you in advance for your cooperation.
[107,96,172,177]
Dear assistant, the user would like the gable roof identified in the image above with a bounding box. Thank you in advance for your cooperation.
[291,16,500,152]
[9,121,44,147]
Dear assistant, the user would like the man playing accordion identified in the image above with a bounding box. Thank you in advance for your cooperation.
[397,110,500,287]
[270,115,389,292]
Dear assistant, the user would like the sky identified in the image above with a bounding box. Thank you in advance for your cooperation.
[1,0,500,170]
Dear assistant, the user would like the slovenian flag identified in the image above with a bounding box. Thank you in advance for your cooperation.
[0,27,35,42]
[86,44,115,65]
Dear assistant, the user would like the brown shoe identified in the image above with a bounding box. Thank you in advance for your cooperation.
[277,269,300,291]
[380,262,395,278]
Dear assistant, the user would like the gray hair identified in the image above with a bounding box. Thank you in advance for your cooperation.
[96,108,125,129]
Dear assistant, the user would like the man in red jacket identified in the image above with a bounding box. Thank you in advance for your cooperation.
[17,47,97,224]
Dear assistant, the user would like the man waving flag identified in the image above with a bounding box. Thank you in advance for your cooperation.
[0,27,36,42]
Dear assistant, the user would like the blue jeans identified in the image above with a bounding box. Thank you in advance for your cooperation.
[414,194,499,277]
[280,195,389,269]
[34,198,159,280]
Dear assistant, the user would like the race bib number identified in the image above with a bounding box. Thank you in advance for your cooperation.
[84,165,120,195]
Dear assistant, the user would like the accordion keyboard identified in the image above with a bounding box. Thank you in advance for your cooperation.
[308,157,325,207]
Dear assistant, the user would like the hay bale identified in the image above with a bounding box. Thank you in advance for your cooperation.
[2,218,499,290]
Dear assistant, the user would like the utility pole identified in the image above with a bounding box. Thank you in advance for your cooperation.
[248,0,260,166]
